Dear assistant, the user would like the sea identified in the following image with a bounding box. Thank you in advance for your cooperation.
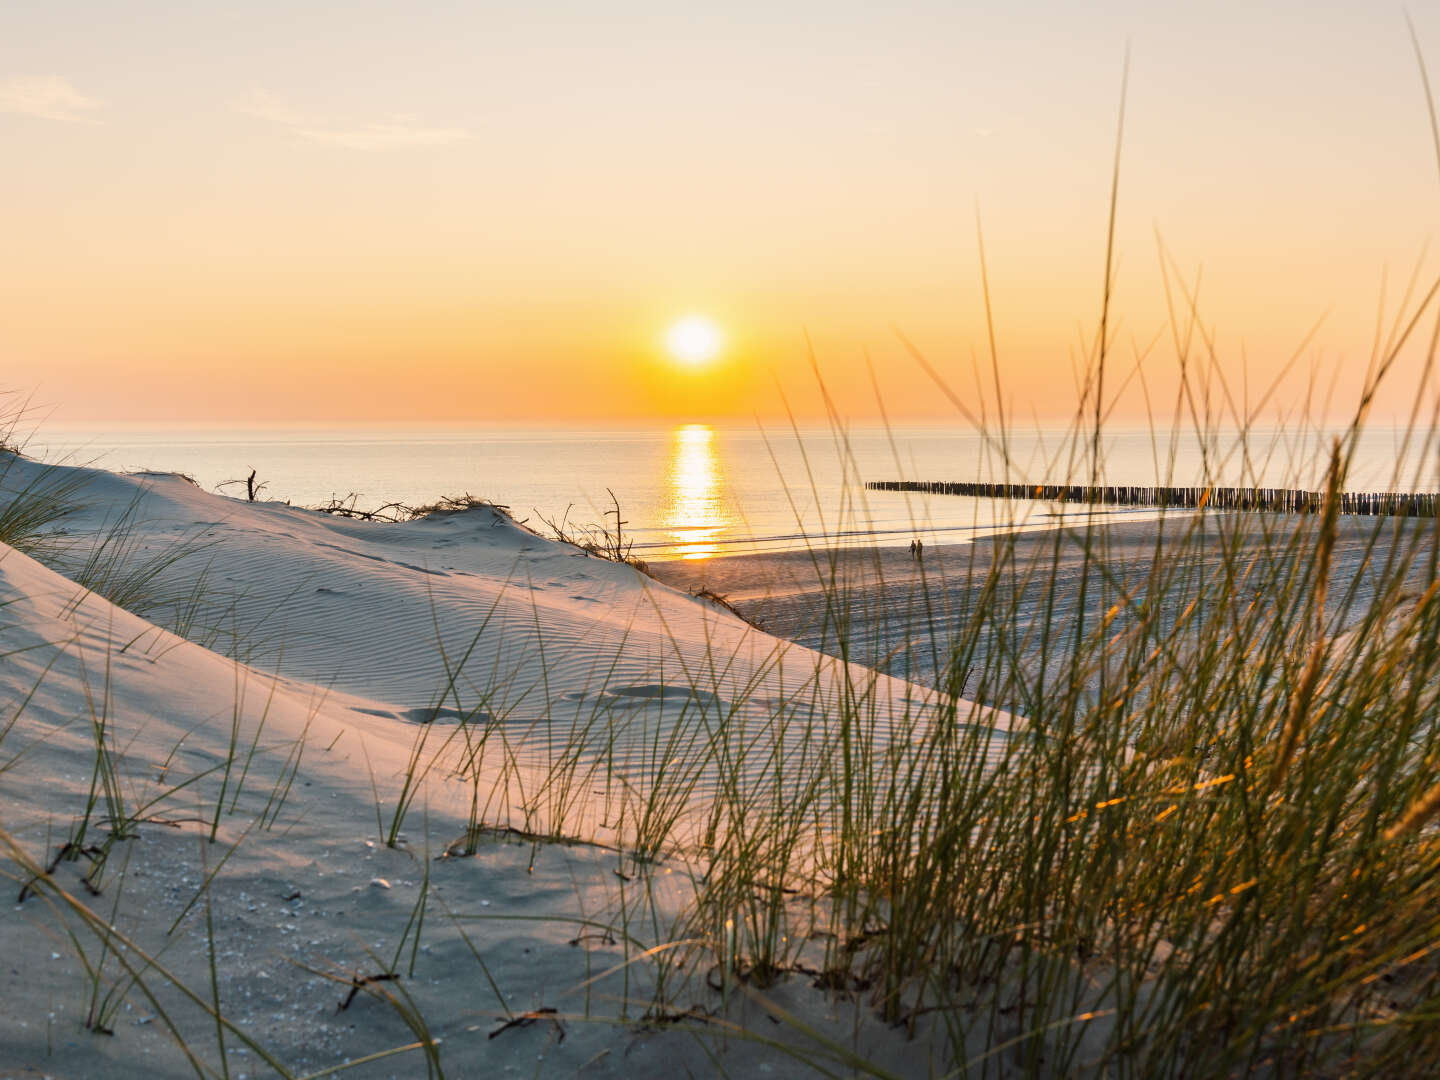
[22,422,1432,562]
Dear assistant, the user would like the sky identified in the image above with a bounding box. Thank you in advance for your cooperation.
[3,1,1440,425]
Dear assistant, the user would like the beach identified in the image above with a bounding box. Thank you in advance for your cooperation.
[3,451,1438,1077]
[651,514,1432,694]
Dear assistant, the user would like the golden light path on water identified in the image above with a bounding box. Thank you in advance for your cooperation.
[662,424,735,560]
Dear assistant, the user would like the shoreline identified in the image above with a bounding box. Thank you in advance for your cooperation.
[649,513,1437,691]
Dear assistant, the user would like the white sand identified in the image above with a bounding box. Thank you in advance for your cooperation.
[0,455,1011,1077]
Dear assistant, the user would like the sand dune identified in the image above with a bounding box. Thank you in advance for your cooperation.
[0,454,1009,1076]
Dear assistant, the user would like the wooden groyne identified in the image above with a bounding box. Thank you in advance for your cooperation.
[864,480,1440,518]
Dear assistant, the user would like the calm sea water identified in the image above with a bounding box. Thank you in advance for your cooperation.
[25,423,1432,561]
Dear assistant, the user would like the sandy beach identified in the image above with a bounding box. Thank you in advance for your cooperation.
[651,514,1433,694]
[4,451,1439,1076]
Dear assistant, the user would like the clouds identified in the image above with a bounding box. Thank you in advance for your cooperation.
[0,78,466,151]
[235,90,471,151]
[0,75,103,123]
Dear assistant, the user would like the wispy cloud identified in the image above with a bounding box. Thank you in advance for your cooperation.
[0,75,104,123]
[236,90,470,151]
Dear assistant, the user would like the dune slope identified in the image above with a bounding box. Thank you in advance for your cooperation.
[0,455,1004,1077]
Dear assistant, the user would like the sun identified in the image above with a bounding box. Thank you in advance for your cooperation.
[666,316,722,368]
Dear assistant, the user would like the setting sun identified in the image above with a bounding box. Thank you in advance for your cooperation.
[666,316,722,368]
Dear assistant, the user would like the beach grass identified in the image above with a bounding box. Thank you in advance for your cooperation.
[6,366,1440,1077]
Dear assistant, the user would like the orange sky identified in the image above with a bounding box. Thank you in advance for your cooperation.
[3,3,1440,425]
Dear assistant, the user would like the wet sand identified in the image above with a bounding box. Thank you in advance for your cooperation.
[650,515,1438,694]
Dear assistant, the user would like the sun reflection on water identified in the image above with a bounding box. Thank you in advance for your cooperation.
[663,424,733,560]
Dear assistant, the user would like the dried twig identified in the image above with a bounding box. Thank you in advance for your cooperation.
[488,1006,565,1043]
[338,971,399,1012]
